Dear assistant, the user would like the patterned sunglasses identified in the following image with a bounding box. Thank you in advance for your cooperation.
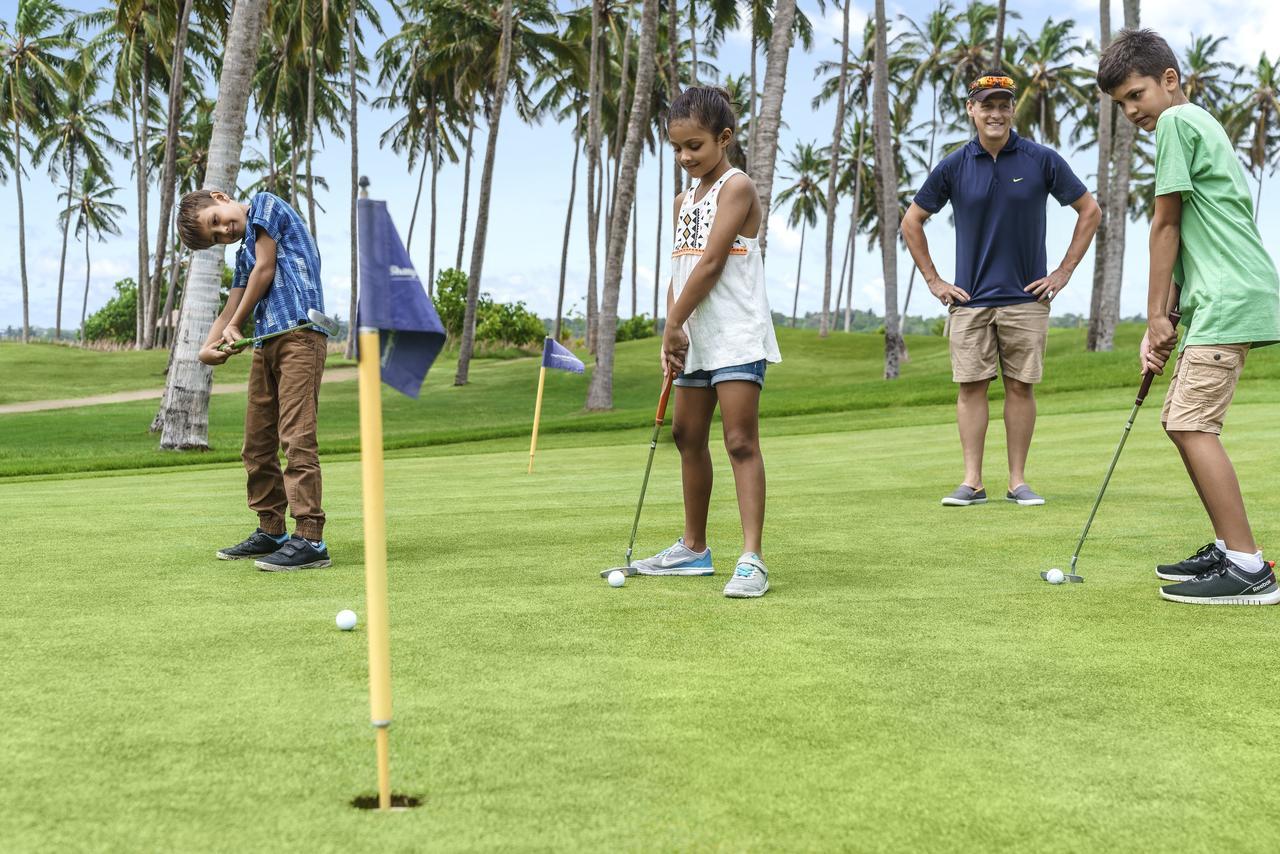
[968,75,1016,95]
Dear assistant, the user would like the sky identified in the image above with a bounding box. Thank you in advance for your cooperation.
[1,0,1277,335]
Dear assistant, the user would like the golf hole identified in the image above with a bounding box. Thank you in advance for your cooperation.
[350,793,423,811]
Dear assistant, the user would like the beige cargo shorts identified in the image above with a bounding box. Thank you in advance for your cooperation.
[1161,344,1249,434]
[947,300,1051,384]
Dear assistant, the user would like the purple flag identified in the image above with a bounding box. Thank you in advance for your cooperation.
[357,198,446,398]
[542,337,585,374]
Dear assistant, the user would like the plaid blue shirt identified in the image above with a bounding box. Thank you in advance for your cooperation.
[232,192,325,345]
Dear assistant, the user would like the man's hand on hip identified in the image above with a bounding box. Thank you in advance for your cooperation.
[1025,267,1070,303]
[927,276,970,307]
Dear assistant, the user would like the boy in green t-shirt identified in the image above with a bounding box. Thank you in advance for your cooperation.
[1099,29,1280,605]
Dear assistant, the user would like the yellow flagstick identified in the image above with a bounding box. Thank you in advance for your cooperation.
[528,363,548,474]
[357,327,393,811]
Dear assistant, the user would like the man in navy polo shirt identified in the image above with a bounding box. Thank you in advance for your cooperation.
[901,71,1101,507]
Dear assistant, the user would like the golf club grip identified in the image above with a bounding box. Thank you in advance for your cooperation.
[1136,311,1182,405]
[655,374,674,425]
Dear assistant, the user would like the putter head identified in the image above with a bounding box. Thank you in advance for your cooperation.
[599,565,639,578]
[306,308,340,337]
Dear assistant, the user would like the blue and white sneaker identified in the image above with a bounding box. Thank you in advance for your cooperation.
[632,539,715,576]
[723,553,769,598]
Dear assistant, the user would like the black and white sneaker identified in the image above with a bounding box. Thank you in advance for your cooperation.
[1160,555,1280,606]
[1156,542,1224,581]
[255,535,333,572]
[217,528,289,560]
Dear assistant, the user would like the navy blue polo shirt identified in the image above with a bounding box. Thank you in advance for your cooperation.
[913,131,1087,308]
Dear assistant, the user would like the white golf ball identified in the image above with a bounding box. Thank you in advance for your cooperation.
[336,609,358,630]
[1045,568,1065,585]
[607,570,626,588]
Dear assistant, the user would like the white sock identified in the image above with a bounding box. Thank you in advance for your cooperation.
[1215,538,1226,552]
[1224,548,1264,573]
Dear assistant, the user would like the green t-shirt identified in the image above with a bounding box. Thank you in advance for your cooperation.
[1155,103,1280,350]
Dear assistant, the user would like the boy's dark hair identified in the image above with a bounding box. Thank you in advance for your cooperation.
[178,189,218,250]
[1097,28,1181,93]
[669,85,737,136]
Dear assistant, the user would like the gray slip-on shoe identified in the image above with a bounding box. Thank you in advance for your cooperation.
[1006,484,1045,506]
[941,484,988,506]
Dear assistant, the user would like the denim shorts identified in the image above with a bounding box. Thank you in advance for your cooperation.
[673,359,767,388]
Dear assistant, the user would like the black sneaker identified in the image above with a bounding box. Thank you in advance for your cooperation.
[255,535,332,572]
[217,528,289,560]
[1160,555,1280,606]
[1156,542,1224,581]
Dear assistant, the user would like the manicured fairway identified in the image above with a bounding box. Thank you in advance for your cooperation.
[4,398,1280,851]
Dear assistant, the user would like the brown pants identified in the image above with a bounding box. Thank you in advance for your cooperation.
[243,330,327,540]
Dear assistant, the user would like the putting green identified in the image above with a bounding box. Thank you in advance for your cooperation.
[4,399,1279,850]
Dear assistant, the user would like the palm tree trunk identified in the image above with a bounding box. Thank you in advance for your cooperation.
[149,0,195,350]
[429,119,439,293]
[455,0,516,386]
[407,147,427,251]
[904,84,941,321]
[631,192,638,317]
[153,0,269,447]
[835,220,852,320]
[668,0,681,196]
[345,0,359,360]
[687,0,698,85]
[748,30,758,173]
[555,124,582,340]
[80,233,92,343]
[15,116,29,343]
[455,108,476,269]
[844,211,857,331]
[158,224,182,347]
[586,0,603,354]
[138,52,155,349]
[994,0,1007,65]
[820,0,852,338]
[1087,0,1113,351]
[305,52,318,240]
[846,111,868,332]
[288,137,300,210]
[586,0,661,410]
[56,153,76,341]
[873,0,901,379]
[1094,0,1140,352]
[1255,171,1264,221]
[653,150,663,319]
[791,224,806,327]
[752,0,798,255]
[268,110,278,189]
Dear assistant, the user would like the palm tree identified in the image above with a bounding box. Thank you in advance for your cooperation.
[1182,34,1238,104]
[873,0,901,379]
[154,0,270,449]
[585,0,660,410]
[585,0,604,353]
[60,168,124,342]
[1007,18,1087,145]
[34,45,116,342]
[1234,54,1280,219]
[944,1,1000,95]
[774,142,825,327]
[1086,0,1114,352]
[993,0,1006,62]
[455,0,517,386]
[752,0,798,254]
[819,0,852,338]
[0,0,71,344]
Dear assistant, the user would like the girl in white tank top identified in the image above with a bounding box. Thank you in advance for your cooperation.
[630,86,780,598]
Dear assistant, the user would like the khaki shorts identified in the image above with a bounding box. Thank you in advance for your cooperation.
[1161,344,1248,434]
[947,301,1050,384]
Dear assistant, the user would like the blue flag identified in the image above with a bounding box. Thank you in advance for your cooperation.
[357,198,446,398]
[542,336,585,374]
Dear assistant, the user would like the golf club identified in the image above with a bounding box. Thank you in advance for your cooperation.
[218,308,339,351]
[1043,310,1180,584]
[600,372,675,578]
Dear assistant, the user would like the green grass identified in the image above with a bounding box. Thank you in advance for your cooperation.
[5,325,1279,479]
[5,395,1280,851]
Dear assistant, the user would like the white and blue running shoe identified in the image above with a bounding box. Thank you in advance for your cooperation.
[723,553,769,598]
[632,539,715,576]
